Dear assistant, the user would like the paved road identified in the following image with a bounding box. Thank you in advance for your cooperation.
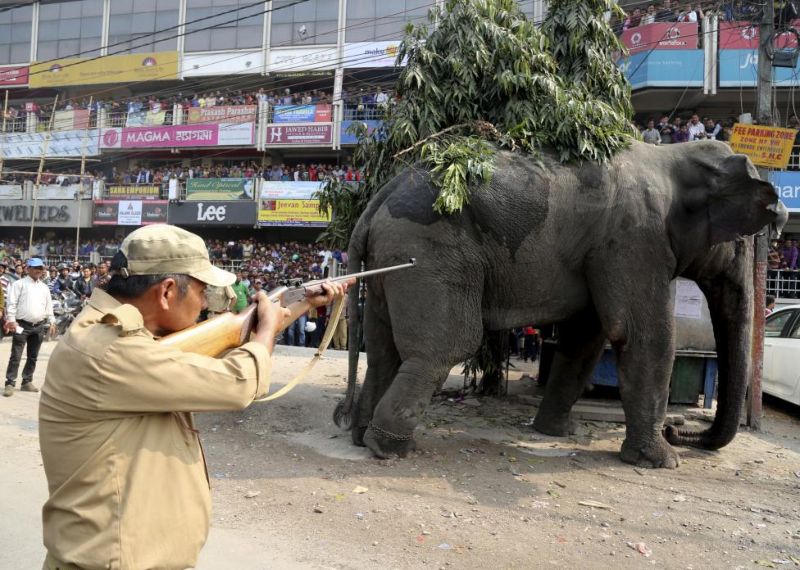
[0,339,314,570]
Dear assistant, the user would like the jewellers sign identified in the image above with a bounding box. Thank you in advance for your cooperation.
[168,201,257,225]
[266,124,333,146]
[0,200,92,227]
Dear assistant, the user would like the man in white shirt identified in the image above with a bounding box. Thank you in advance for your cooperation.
[3,258,56,397]
[687,114,706,141]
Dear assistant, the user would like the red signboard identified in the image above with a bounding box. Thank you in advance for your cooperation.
[620,22,698,55]
[0,66,29,87]
[719,20,800,50]
[266,124,333,146]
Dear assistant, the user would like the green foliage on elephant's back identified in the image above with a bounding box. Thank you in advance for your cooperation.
[316,0,635,249]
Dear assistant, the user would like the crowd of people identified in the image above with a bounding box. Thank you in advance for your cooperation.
[637,113,734,144]
[613,1,706,30]
[2,84,395,133]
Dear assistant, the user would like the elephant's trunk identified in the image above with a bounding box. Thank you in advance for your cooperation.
[665,239,753,450]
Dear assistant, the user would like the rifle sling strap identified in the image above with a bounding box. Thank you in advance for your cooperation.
[253,294,346,403]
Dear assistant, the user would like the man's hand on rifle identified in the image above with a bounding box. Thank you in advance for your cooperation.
[253,290,291,350]
[306,279,355,308]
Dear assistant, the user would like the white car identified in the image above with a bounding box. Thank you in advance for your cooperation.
[764,305,800,406]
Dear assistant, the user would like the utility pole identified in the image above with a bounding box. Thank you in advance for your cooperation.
[750,2,775,430]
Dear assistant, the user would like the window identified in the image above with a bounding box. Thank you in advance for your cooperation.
[185,0,264,52]
[0,3,32,64]
[790,313,800,339]
[108,0,179,54]
[37,0,103,61]
[766,310,797,338]
[271,0,338,46]
[345,0,433,43]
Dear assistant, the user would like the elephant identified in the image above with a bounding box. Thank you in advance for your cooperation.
[334,140,787,469]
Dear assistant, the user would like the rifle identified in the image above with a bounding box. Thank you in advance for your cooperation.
[159,259,416,356]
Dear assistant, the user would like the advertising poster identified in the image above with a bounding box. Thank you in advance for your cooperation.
[101,123,255,149]
[258,199,330,227]
[0,65,29,86]
[619,22,698,55]
[618,50,704,89]
[187,105,257,124]
[185,178,255,200]
[29,52,179,88]
[770,171,800,212]
[168,201,257,225]
[93,200,168,226]
[273,104,332,123]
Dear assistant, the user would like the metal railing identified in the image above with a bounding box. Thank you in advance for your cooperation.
[767,269,800,299]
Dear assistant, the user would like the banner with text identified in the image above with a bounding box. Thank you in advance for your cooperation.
[35,184,85,200]
[0,65,28,87]
[168,201,257,225]
[0,129,101,159]
[273,104,332,123]
[258,181,328,226]
[30,52,179,88]
[0,185,23,199]
[187,105,257,124]
[105,185,162,198]
[101,123,255,149]
[770,170,800,212]
[93,200,168,226]
[186,178,255,200]
[618,50,704,89]
[125,109,167,127]
[619,22,698,55]
[729,123,796,169]
[266,124,332,146]
[53,109,91,131]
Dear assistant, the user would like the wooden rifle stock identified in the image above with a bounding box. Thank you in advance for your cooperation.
[158,259,415,356]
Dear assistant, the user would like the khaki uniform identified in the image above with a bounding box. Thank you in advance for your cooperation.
[39,288,272,570]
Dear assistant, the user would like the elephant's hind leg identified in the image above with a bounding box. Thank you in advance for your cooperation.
[533,309,606,437]
[352,298,401,447]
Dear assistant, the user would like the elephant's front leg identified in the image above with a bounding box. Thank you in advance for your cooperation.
[534,309,606,436]
[364,357,449,458]
[612,304,680,469]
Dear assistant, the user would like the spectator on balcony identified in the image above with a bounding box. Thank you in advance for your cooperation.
[376,87,390,109]
[782,239,799,270]
[687,114,706,140]
[642,119,662,145]
[704,117,723,140]
[624,8,643,29]
[656,0,677,22]
[642,5,657,25]
[673,123,690,143]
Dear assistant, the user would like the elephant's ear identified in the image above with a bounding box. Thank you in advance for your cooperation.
[708,154,778,245]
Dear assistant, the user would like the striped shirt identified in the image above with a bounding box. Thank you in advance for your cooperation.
[6,276,55,325]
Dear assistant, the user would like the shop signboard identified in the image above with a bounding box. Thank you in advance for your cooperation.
[168,201,257,225]
[770,171,800,212]
[29,52,179,88]
[268,47,338,72]
[272,104,331,123]
[265,124,332,146]
[0,65,29,86]
[92,200,168,226]
[182,51,263,77]
[0,200,91,227]
[187,105,257,124]
[618,50,704,89]
[343,42,403,68]
[100,122,255,149]
[719,21,759,50]
[619,22,698,55]
[35,184,86,200]
[105,185,162,199]
[185,178,255,200]
[0,129,100,158]
[0,185,23,199]
[258,181,329,227]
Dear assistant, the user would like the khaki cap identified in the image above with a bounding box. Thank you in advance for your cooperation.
[120,225,235,287]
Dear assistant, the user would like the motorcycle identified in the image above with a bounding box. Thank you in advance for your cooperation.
[52,290,84,338]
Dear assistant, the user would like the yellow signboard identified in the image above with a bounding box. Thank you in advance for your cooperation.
[258,199,330,227]
[729,123,797,169]
[29,52,179,88]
